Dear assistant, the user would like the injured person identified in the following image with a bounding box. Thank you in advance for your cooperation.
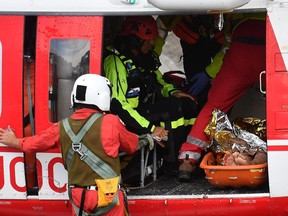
[205,109,268,166]
[223,150,267,166]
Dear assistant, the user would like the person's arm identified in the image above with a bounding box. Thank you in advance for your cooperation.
[188,16,232,96]
[154,69,196,102]
[101,114,139,157]
[205,13,234,79]
[0,124,60,152]
[104,53,156,134]
[154,15,180,56]
[154,69,180,97]
[205,36,231,79]
[0,126,21,149]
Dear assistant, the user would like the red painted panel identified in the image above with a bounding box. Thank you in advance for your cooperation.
[274,53,287,72]
[0,199,72,216]
[35,16,103,133]
[266,15,288,140]
[0,196,288,215]
[0,16,24,137]
[268,145,288,151]
[274,112,288,130]
[128,197,288,216]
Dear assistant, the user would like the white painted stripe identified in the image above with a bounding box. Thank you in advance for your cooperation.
[268,8,288,71]
[268,139,288,146]
[128,193,270,200]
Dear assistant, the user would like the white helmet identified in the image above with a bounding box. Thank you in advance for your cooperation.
[71,74,112,111]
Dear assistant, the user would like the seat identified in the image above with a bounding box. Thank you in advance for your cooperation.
[119,138,158,188]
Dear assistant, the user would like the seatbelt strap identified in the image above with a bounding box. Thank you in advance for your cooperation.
[26,60,35,135]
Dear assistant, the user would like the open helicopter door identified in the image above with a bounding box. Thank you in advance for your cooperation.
[35,16,103,200]
[0,16,26,199]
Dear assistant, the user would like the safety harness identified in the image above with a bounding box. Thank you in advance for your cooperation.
[62,113,120,216]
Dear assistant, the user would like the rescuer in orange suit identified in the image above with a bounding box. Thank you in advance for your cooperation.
[177,13,266,181]
[0,74,151,216]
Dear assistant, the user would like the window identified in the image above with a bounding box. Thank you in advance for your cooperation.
[49,39,90,122]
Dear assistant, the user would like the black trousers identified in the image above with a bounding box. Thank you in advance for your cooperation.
[180,38,222,109]
[137,96,199,163]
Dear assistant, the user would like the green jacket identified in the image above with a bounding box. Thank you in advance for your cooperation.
[104,47,179,134]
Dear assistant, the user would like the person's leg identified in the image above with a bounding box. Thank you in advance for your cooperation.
[178,20,266,181]
[143,97,197,175]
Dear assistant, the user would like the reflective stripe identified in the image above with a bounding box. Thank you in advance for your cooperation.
[171,117,185,129]
[160,117,195,129]
[184,118,196,126]
[120,56,137,74]
[186,135,209,149]
[178,151,201,161]
[160,117,184,129]
[127,97,139,108]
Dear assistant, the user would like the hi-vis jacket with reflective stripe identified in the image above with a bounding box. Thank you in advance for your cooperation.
[104,46,180,134]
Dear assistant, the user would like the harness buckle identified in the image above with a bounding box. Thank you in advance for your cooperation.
[72,142,85,159]
[72,142,81,151]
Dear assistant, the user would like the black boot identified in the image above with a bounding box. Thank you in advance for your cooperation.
[178,159,195,182]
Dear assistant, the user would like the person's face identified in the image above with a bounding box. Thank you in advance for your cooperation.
[140,38,155,54]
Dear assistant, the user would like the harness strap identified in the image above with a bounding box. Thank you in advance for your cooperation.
[62,113,101,170]
[63,113,119,215]
[63,113,117,178]
[77,143,117,178]
[68,187,119,216]
[79,187,86,216]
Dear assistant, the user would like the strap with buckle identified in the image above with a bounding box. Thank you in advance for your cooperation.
[69,185,98,190]
[87,185,98,190]
[72,142,85,158]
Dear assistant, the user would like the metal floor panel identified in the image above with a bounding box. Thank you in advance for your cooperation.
[126,167,269,197]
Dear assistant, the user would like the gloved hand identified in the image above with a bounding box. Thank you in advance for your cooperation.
[188,71,211,96]
[138,134,154,150]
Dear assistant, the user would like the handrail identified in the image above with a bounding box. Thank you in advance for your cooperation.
[147,0,251,11]
[259,71,266,94]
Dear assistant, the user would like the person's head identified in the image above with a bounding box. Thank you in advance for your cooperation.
[121,16,158,55]
[71,74,112,112]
